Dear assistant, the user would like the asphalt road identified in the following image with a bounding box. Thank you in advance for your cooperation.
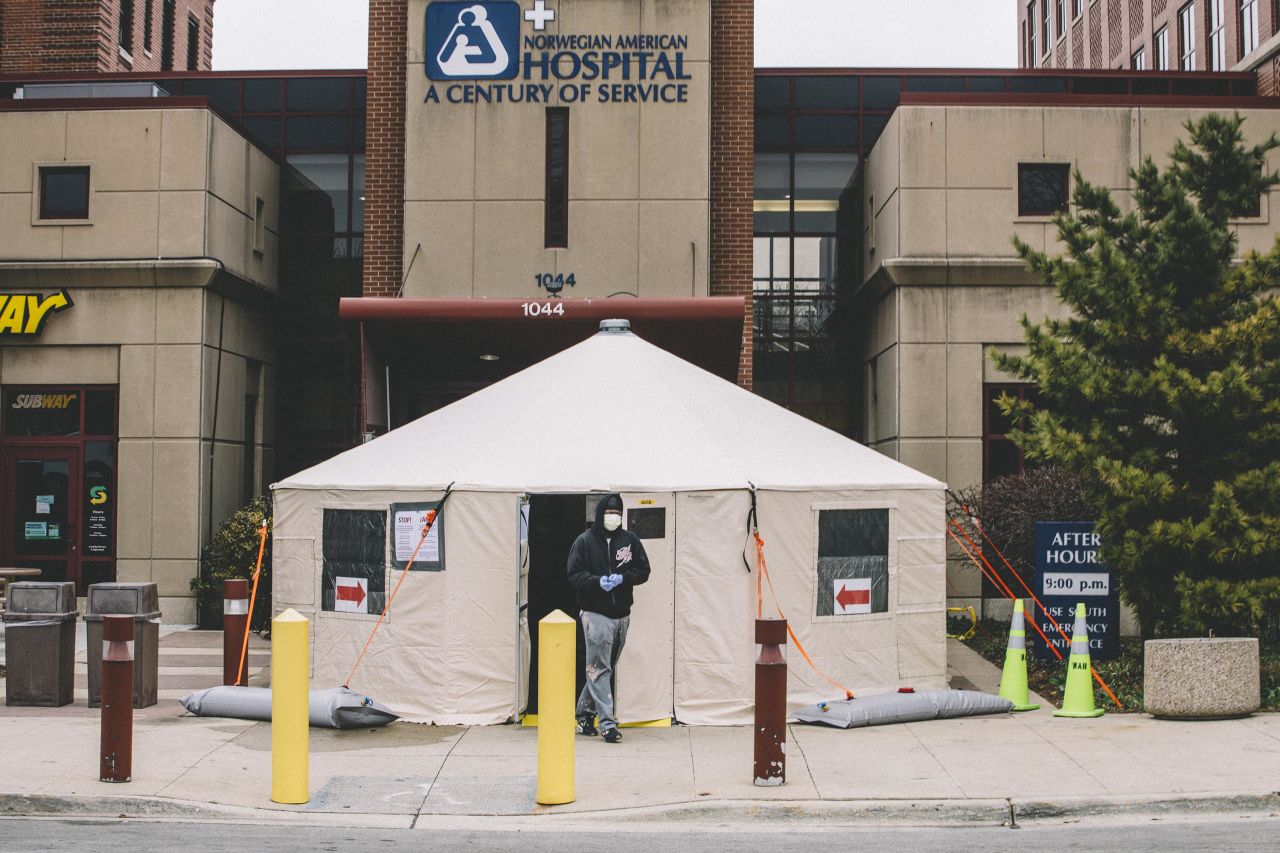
[1,816,1277,852]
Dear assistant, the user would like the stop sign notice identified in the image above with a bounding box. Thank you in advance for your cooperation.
[1032,521,1120,661]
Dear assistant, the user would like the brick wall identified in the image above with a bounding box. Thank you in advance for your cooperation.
[0,0,214,75]
[710,0,754,388]
[362,0,407,297]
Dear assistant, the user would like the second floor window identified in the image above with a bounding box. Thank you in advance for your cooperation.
[119,0,134,54]
[1241,0,1260,56]
[1209,0,1226,71]
[1132,46,1148,70]
[1179,3,1197,70]
[1042,0,1053,54]
[1155,26,1170,70]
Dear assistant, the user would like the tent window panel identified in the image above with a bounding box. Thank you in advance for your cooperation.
[626,507,666,540]
[816,509,889,616]
[321,509,387,613]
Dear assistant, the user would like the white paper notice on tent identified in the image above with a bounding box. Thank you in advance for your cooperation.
[389,502,445,568]
[833,578,873,615]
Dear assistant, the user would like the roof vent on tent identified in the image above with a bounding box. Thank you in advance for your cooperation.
[599,318,631,334]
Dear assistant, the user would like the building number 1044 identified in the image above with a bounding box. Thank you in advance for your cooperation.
[535,272,576,293]
[522,301,566,316]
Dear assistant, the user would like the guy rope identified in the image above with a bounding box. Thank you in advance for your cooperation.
[746,484,855,701]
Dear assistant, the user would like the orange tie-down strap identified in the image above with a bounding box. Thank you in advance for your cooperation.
[754,532,855,701]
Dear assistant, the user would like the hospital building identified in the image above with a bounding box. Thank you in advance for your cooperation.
[2,0,1280,624]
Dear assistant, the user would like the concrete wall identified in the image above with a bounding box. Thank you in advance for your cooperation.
[401,0,711,300]
[857,103,1280,612]
[0,105,279,622]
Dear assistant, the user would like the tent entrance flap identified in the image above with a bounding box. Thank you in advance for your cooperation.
[523,494,591,716]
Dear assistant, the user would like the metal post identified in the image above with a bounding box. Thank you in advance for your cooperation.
[271,608,309,804]
[536,609,575,805]
[222,578,249,686]
[753,618,787,787]
[100,615,134,783]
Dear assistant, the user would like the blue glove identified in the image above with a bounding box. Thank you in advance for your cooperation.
[609,573,624,588]
[599,575,618,592]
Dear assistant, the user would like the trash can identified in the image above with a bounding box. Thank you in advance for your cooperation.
[3,581,77,707]
[85,582,161,708]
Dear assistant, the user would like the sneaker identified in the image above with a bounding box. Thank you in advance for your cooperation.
[602,728,622,744]
[577,717,598,736]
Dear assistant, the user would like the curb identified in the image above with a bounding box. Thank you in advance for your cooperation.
[2,791,1277,828]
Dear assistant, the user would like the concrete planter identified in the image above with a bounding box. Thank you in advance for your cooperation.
[1144,637,1260,719]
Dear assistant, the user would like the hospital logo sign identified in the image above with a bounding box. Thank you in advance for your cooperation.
[426,2,521,81]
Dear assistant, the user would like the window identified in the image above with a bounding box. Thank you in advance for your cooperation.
[321,509,386,613]
[1179,3,1197,69]
[118,0,134,54]
[1241,0,1260,56]
[1209,0,1226,70]
[1072,0,1082,17]
[1155,26,1170,69]
[160,0,175,69]
[1132,46,1148,69]
[38,166,90,220]
[984,385,1039,482]
[1026,4,1038,66]
[253,196,267,255]
[186,14,199,70]
[544,107,569,248]
[1042,0,1053,52]
[817,509,889,617]
[143,1,154,52]
[1055,0,1065,38]
[1019,163,1070,216]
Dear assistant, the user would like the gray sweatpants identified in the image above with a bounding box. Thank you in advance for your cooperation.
[576,610,630,732]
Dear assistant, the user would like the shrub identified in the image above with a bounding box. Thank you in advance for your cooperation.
[1173,575,1280,637]
[191,495,272,632]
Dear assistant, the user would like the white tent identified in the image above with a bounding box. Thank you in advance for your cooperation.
[272,321,948,725]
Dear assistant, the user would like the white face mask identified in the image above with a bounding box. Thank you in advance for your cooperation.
[603,512,622,532]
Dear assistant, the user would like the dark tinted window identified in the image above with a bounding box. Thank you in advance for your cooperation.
[4,388,81,436]
[39,167,90,220]
[754,114,789,149]
[795,114,858,149]
[1070,76,1128,94]
[1132,77,1172,95]
[862,114,890,147]
[965,76,1007,92]
[84,389,116,437]
[241,116,281,150]
[180,79,241,113]
[755,76,790,111]
[1009,76,1067,93]
[287,77,351,112]
[286,116,351,149]
[794,76,858,110]
[861,77,901,110]
[354,76,368,107]
[1018,163,1070,216]
[1172,77,1231,95]
[906,76,964,92]
[1232,78,1258,96]
[545,108,569,248]
[243,78,284,112]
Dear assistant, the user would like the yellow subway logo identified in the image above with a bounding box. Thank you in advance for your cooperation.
[0,290,74,336]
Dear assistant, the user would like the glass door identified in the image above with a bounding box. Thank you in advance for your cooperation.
[3,447,80,586]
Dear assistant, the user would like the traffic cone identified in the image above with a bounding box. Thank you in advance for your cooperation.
[998,599,1040,711]
[1053,602,1104,718]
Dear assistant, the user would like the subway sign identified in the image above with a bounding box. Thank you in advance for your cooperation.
[424,1,692,105]
[0,290,73,337]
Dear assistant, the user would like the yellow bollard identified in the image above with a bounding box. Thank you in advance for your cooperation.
[271,608,309,804]
[536,609,575,805]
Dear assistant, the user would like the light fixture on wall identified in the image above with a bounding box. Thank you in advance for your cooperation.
[479,354,500,362]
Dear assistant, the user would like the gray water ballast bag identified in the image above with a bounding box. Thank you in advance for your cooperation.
[180,685,398,729]
[792,689,1014,729]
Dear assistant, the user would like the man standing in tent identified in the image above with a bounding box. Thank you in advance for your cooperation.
[567,493,651,743]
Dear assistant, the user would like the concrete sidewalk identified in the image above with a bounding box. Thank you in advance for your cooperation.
[1,634,1277,828]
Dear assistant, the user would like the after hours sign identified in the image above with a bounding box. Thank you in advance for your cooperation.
[1032,521,1120,661]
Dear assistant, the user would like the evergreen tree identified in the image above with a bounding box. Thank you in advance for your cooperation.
[994,113,1280,638]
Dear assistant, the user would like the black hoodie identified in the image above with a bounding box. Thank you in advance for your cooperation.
[566,493,651,619]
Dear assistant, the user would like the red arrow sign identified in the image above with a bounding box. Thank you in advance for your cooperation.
[336,581,366,607]
[836,584,870,609]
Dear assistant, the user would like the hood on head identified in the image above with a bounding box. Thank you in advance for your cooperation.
[592,493,623,535]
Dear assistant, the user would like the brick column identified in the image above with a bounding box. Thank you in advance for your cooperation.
[710,0,754,389]
[363,0,408,297]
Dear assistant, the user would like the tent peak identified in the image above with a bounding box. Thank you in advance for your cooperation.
[598,318,632,334]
